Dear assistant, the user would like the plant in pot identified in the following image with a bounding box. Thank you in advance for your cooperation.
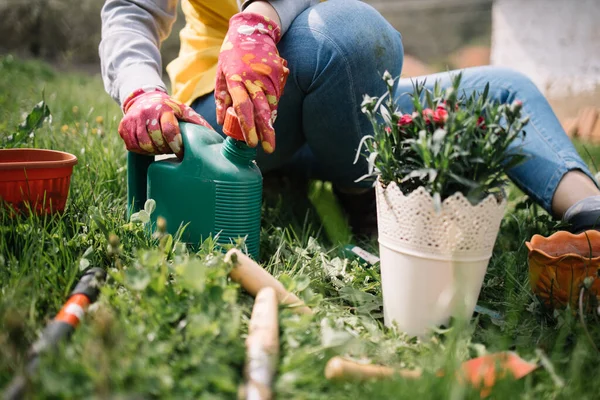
[357,72,530,337]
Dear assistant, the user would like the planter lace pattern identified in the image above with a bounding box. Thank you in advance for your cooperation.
[376,182,507,260]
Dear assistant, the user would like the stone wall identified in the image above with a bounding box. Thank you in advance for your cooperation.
[491,0,600,99]
[490,0,600,122]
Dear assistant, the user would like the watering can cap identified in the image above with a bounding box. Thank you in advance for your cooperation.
[223,108,245,141]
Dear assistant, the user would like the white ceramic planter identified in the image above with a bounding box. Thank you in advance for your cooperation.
[375,181,507,337]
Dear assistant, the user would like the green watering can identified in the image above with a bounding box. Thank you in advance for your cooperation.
[127,110,263,259]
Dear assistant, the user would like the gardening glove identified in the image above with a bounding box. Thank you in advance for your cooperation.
[118,88,214,159]
[215,12,289,154]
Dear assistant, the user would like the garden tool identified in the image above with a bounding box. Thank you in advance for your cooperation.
[128,108,263,259]
[324,352,537,398]
[238,287,279,400]
[225,248,312,315]
[325,356,422,381]
[3,267,106,400]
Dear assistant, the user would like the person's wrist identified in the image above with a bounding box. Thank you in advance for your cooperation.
[122,86,166,113]
[243,1,281,28]
[231,11,282,44]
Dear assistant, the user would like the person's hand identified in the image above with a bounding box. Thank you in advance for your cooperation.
[215,12,289,154]
[118,88,214,158]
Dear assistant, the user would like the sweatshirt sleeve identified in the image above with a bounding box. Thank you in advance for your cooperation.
[99,0,178,107]
[242,0,320,35]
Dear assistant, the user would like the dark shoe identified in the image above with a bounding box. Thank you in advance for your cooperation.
[333,186,378,238]
[563,196,600,233]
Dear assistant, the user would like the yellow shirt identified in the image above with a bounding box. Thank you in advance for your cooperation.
[167,0,238,106]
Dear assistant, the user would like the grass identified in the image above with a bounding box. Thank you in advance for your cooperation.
[1,54,600,399]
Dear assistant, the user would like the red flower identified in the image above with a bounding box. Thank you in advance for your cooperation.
[477,116,486,130]
[433,108,448,124]
[398,114,413,126]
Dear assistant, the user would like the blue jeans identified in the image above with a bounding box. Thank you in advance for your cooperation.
[192,0,595,214]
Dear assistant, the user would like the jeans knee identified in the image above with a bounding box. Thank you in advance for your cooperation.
[287,0,404,81]
[485,66,539,93]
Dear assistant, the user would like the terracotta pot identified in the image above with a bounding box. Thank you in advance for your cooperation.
[526,230,600,309]
[376,181,507,337]
[0,148,77,215]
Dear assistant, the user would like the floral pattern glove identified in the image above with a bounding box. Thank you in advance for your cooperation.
[215,12,289,154]
[118,88,214,159]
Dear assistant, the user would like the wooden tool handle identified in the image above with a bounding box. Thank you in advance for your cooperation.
[243,287,279,400]
[225,249,312,315]
[247,287,279,357]
[324,357,422,381]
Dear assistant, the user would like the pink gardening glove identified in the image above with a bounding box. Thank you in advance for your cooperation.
[118,88,214,158]
[215,12,289,154]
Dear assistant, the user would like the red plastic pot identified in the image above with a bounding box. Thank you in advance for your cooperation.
[0,148,78,215]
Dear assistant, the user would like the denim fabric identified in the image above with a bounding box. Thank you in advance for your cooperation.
[192,0,596,214]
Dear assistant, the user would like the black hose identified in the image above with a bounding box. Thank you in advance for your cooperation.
[3,267,106,400]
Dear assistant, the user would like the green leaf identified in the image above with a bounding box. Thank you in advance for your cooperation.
[481,83,490,104]
[425,89,434,109]
[367,151,379,175]
[295,275,311,292]
[5,99,52,147]
[82,245,94,258]
[131,210,150,224]
[320,319,353,349]
[144,199,156,215]
[78,258,90,271]
[339,286,382,314]
[18,100,51,135]
[448,172,479,189]
[160,234,173,255]
[431,128,447,155]
[175,259,206,292]
[125,267,152,291]
[380,104,392,125]
[90,208,109,237]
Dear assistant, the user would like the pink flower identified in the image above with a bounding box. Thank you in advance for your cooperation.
[433,108,448,124]
[385,126,392,134]
[422,108,434,123]
[511,100,523,114]
[398,114,413,126]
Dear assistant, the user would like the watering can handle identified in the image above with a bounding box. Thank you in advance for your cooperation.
[127,151,154,215]
[126,121,223,216]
